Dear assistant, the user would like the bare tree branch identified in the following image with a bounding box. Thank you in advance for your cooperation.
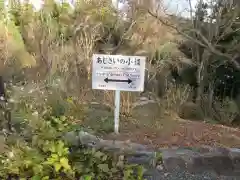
[111,20,137,55]
[147,10,240,69]
[148,10,231,58]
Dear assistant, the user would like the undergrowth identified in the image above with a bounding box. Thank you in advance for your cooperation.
[0,81,146,180]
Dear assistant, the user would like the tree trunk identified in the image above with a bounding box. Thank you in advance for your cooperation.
[195,55,204,105]
[0,76,5,98]
[0,75,12,132]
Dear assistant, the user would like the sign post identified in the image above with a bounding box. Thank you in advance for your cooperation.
[92,54,146,134]
[114,90,120,134]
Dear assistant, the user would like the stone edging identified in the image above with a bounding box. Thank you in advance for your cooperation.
[64,131,240,176]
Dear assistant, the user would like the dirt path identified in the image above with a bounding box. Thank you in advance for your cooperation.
[83,92,240,149]
[102,119,240,149]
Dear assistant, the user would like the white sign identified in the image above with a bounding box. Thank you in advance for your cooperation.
[92,54,146,92]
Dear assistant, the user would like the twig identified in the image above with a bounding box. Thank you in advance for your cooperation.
[111,20,137,55]
[147,10,240,69]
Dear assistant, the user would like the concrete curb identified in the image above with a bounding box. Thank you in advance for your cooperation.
[64,131,240,176]
[161,147,240,175]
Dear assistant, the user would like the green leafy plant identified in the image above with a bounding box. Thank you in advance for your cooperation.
[123,164,145,180]
[0,82,145,179]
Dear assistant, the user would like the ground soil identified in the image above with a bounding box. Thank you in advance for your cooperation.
[101,118,240,149]
[81,87,240,149]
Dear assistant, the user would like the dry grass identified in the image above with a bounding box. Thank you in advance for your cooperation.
[157,84,191,117]
[3,0,240,150]
[101,91,138,115]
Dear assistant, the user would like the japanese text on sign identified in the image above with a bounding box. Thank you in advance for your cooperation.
[96,56,141,66]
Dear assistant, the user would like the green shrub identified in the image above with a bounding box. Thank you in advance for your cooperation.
[0,81,145,179]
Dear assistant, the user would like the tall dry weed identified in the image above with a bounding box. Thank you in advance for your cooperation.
[157,84,191,117]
